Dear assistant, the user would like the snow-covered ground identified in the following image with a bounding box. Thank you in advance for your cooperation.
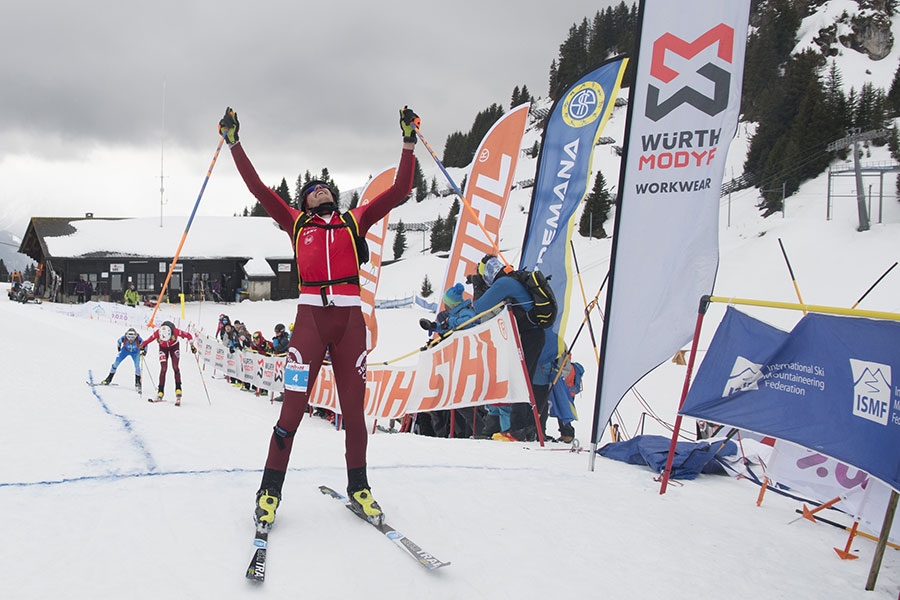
[2,95,899,597]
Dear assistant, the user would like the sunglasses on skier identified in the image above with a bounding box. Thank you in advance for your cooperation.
[303,183,327,199]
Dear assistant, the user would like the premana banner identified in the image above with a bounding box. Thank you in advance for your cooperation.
[519,57,627,368]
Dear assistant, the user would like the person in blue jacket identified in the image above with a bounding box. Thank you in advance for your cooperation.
[99,327,145,392]
[419,282,477,336]
[271,323,291,355]
[472,255,547,442]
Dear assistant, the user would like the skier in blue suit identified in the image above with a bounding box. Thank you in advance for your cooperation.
[99,327,145,392]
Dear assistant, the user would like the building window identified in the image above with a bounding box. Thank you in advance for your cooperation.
[136,273,154,292]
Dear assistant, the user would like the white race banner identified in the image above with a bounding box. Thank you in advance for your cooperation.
[594,0,751,441]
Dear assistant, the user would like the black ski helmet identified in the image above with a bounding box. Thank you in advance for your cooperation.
[299,179,338,212]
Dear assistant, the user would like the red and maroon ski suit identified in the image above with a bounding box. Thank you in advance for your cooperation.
[229,140,414,493]
[140,323,193,393]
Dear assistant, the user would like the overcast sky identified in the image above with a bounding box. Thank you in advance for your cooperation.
[0,1,618,234]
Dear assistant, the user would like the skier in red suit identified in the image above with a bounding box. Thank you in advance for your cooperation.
[140,320,194,405]
[219,105,418,529]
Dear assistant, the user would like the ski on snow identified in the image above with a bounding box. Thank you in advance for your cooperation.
[318,485,450,571]
[85,381,119,388]
[86,374,141,396]
[147,395,181,405]
[245,525,269,582]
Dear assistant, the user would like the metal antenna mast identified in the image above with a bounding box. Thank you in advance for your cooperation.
[159,77,168,227]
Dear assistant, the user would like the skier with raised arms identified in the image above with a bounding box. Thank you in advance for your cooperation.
[218,105,419,530]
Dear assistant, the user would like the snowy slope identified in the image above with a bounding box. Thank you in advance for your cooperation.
[1,101,899,598]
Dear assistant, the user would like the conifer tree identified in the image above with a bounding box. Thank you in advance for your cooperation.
[441,104,505,168]
[414,158,427,202]
[0,259,8,282]
[547,4,640,102]
[548,59,559,103]
[552,19,591,100]
[392,220,407,260]
[442,131,469,168]
[579,171,613,238]
[251,177,291,216]
[447,197,460,226]
[273,178,291,204]
[888,61,900,115]
[295,170,313,206]
[854,82,890,134]
[510,84,533,109]
[521,84,532,105]
[824,61,851,148]
[420,274,434,298]
[429,215,445,253]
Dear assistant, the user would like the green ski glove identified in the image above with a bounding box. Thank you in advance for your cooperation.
[399,106,419,143]
[219,107,240,144]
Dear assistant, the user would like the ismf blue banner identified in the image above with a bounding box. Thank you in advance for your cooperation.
[519,57,627,366]
[681,307,900,492]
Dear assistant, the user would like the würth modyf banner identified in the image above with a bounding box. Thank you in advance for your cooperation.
[591,0,751,453]
[519,57,627,365]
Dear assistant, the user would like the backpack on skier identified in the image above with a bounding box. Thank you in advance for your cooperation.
[293,211,370,266]
[507,268,557,328]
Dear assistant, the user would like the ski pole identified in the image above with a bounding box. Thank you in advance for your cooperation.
[798,510,900,551]
[141,353,154,394]
[192,347,212,405]
[148,136,226,327]
[377,302,506,365]
[777,238,806,314]
[570,241,602,366]
[554,271,609,384]
[851,261,897,309]
[414,125,512,269]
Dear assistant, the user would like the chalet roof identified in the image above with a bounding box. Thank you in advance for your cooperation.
[21,215,296,278]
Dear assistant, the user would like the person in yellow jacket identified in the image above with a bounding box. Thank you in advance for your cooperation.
[124,283,140,307]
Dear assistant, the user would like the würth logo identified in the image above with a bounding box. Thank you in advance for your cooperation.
[645,23,735,121]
